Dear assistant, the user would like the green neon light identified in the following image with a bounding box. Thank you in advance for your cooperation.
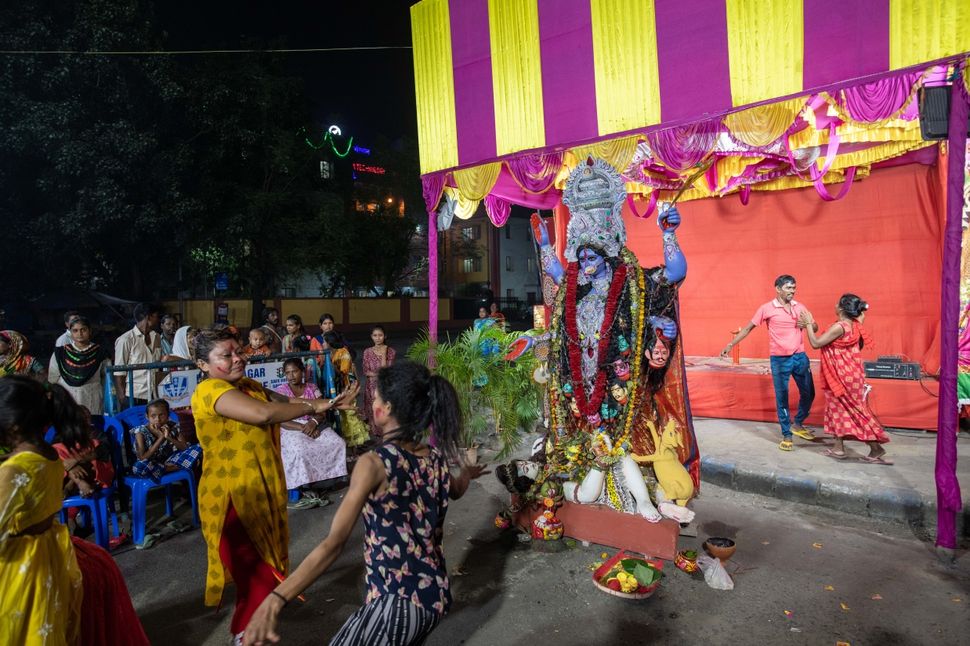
[301,127,353,158]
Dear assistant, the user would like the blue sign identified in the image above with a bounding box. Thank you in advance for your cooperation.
[215,272,229,291]
[353,145,371,155]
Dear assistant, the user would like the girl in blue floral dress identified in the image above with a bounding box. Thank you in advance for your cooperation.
[242,361,488,646]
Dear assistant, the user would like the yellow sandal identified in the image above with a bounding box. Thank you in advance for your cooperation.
[778,439,794,451]
[791,427,815,441]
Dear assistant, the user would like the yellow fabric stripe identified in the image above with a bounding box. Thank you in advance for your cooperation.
[723,98,806,147]
[410,0,458,174]
[568,135,642,174]
[489,0,545,156]
[726,0,804,106]
[453,163,502,200]
[590,0,661,135]
[890,0,970,70]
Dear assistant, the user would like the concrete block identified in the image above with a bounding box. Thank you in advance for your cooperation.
[733,465,775,497]
[818,479,869,515]
[773,473,820,506]
[699,457,734,489]
[867,486,924,522]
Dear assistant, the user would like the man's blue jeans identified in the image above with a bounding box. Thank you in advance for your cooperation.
[769,352,815,439]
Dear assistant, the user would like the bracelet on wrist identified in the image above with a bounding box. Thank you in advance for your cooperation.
[269,590,289,607]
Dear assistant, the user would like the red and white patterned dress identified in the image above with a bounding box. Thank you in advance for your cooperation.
[819,321,888,443]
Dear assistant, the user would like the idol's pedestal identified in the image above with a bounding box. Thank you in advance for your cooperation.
[512,497,680,560]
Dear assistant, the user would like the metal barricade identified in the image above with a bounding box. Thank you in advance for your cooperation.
[105,350,325,413]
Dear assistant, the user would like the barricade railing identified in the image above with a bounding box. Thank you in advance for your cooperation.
[105,350,324,413]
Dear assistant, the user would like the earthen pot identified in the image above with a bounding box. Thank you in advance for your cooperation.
[703,537,736,562]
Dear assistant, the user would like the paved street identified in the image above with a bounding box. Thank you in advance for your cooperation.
[118,463,969,646]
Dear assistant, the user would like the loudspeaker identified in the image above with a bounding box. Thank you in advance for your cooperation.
[918,84,970,141]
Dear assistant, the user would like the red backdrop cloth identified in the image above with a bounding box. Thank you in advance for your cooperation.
[623,163,944,375]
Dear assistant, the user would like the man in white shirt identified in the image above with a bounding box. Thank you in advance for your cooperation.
[114,303,163,407]
[55,310,81,347]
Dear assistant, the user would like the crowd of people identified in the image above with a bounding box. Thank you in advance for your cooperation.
[1,300,476,644]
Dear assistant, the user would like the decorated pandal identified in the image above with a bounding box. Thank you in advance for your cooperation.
[411,0,969,554]
[431,64,956,228]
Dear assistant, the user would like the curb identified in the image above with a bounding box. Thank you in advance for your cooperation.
[699,456,969,537]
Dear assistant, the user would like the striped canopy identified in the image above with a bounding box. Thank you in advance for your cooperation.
[411,0,970,175]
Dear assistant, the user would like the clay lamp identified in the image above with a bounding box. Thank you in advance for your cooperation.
[703,537,736,562]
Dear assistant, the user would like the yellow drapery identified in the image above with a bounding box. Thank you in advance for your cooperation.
[889,0,970,70]
[444,186,481,220]
[567,135,642,176]
[724,98,805,148]
[410,0,458,174]
[726,0,803,106]
[489,0,545,156]
[590,0,661,135]
[453,162,502,201]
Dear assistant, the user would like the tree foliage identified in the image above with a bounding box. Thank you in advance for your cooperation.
[0,0,419,303]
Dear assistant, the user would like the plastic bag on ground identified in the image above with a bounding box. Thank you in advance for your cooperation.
[696,554,734,590]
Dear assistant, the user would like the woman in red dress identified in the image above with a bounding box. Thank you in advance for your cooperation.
[801,294,891,464]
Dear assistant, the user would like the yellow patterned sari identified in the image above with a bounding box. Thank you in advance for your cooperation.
[191,377,289,607]
[0,451,83,645]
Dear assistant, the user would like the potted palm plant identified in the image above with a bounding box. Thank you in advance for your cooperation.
[407,324,542,460]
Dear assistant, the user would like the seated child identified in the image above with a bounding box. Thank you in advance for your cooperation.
[242,327,273,357]
[52,406,115,498]
[130,399,201,482]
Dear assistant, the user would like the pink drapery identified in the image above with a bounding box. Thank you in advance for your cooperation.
[937,73,968,551]
[841,71,922,122]
[484,194,512,226]
[506,152,563,193]
[646,119,720,171]
[421,174,447,343]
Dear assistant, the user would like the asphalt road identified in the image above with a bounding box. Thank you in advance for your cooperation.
[117,473,969,646]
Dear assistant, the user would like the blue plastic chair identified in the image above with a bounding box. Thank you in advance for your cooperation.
[49,417,118,550]
[104,406,200,546]
[59,489,117,550]
[288,489,301,503]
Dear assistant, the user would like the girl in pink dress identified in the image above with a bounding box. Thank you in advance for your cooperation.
[273,358,347,508]
[802,294,891,464]
[362,326,396,433]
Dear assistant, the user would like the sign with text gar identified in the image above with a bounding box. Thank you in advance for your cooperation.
[158,360,289,409]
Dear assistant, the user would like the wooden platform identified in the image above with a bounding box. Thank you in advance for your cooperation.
[512,498,681,560]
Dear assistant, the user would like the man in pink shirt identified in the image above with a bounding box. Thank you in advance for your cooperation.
[720,275,816,451]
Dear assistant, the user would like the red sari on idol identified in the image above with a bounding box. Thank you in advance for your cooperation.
[818,321,888,443]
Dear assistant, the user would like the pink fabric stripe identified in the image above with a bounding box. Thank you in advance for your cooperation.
[449,0,496,167]
[803,0,889,90]
[538,0,597,147]
[655,0,732,122]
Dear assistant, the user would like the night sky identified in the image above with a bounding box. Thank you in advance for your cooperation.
[156,0,418,145]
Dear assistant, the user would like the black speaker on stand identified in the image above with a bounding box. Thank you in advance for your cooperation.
[918,84,970,141]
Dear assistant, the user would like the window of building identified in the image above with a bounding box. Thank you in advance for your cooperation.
[527,257,536,273]
[461,225,481,240]
[506,255,512,271]
[505,226,511,239]
[507,289,514,300]
[461,257,482,273]
[527,291,537,305]
[280,286,296,298]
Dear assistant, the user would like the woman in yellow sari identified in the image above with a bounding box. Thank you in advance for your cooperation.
[0,377,83,645]
[190,329,358,644]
